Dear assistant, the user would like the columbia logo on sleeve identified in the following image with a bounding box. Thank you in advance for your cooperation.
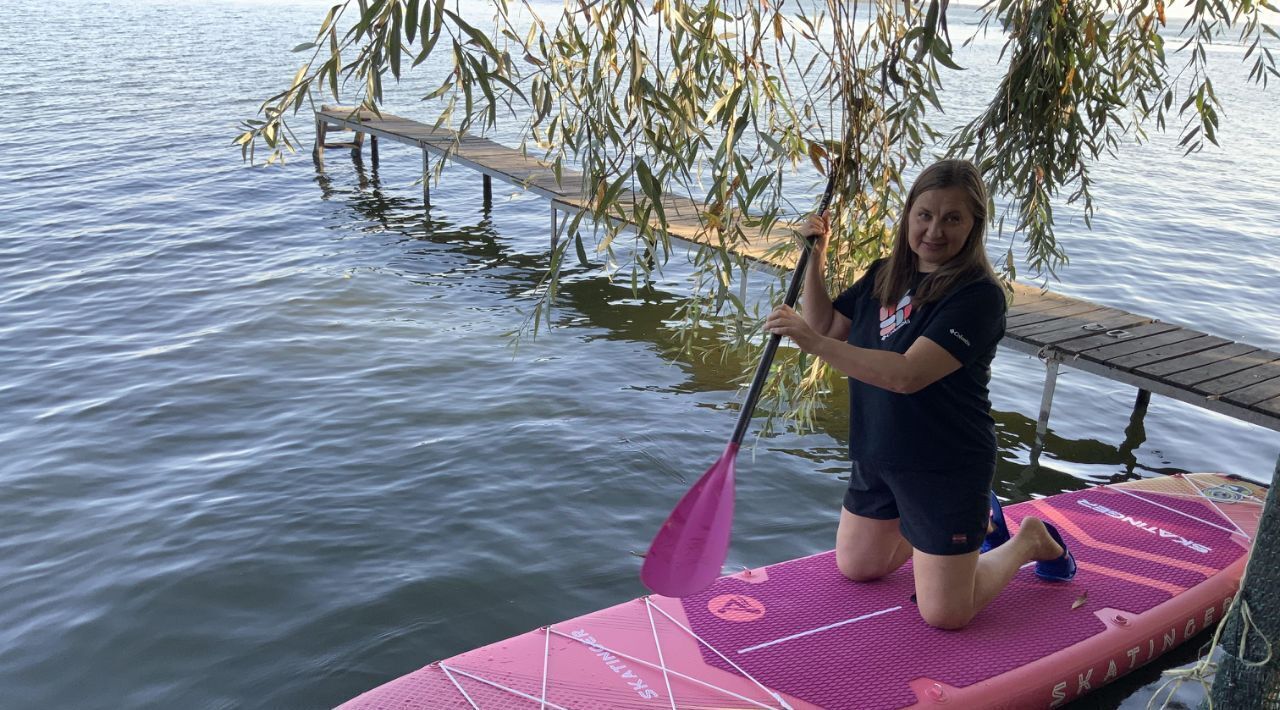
[949,328,971,347]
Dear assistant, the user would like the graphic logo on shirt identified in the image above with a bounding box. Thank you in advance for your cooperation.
[879,293,913,340]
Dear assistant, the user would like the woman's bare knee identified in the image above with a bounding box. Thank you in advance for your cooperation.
[836,552,889,582]
[917,600,974,630]
[835,510,910,582]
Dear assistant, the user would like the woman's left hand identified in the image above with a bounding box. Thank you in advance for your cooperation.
[765,305,826,354]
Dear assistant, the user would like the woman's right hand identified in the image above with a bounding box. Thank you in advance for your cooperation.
[796,213,830,253]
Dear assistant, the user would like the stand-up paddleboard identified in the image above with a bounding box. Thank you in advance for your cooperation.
[339,473,1266,709]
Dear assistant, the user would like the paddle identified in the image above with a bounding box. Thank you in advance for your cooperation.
[640,170,840,597]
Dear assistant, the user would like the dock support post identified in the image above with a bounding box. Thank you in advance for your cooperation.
[1133,388,1151,416]
[1119,389,1150,473]
[483,175,492,213]
[313,118,326,168]
[421,150,431,207]
[370,135,379,169]
[1035,352,1062,452]
[550,205,559,253]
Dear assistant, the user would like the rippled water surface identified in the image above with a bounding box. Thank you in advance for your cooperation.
[2,1,1278,708]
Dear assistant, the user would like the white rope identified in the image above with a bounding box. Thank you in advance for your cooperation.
[1114,487,1249,539]
[438,663,480,710]
[1161,491,1265,507]
[645,598,793,710]
[439,663,570,710]
[642,599,678,710]
[547,627,780,710]
[736,606,902,654]
[540,626,551,709]
[1121,489,1263,506]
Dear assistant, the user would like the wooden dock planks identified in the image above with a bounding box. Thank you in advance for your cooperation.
[315,107,799,268]
[314,107,1280,434]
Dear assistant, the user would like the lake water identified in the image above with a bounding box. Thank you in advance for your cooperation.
[2,1,1277,708]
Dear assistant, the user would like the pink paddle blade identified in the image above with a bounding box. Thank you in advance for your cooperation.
[640,443,739,597]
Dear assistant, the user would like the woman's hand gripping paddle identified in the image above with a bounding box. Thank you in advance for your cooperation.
[640,171,839,597]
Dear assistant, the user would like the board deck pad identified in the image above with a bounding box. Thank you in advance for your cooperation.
[339,473,1265,709]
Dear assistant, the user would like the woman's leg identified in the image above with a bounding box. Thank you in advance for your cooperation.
[911,516,1064,629]
[835,508,915,582]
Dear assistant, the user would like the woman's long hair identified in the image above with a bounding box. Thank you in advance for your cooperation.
[872,159,1000,308]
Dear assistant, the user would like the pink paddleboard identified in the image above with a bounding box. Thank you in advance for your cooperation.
[339,473,1265,709]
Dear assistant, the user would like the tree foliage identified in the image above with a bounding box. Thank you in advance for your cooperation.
[237,0,1276,429]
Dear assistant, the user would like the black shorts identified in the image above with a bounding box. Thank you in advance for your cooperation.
[842,459,994,555]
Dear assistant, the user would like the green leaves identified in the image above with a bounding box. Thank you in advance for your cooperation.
[238,0,1274,432]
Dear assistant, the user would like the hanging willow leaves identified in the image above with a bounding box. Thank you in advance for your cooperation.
[237,0,1276,430]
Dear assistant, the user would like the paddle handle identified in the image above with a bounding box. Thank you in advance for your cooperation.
[729,173,839,446]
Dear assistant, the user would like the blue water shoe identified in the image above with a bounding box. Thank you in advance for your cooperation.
[1034,522,1077,582]
[979,490,1011,553]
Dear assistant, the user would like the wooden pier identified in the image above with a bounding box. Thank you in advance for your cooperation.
[313,106,1280,457]
[313,106,792,264]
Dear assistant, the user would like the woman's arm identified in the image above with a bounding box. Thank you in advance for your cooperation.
[796,214,851,341]
[764,305,961,394]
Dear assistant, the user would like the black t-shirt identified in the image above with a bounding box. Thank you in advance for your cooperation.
[831,259,1006,469]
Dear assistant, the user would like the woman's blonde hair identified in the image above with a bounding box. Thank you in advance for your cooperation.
[872,159,999,308]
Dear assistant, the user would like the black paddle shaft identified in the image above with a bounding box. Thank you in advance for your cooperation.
[729,173,839,447]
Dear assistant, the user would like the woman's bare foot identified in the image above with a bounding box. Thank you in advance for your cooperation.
[1013,516,1065,561]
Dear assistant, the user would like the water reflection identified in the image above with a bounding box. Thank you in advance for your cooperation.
[314,151,1189,496]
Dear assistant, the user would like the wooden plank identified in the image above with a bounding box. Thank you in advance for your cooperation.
[1258,395,1280,417]
[1008,292,1078,316]
[1197,360,1280,397]
[1054,321,1182,355]
[1006,301,1105,328]
[1106,334,1232,372]
[1136,342,1257,378]
[1168,349,1280,387]
[426,138,513,152]
[1031,313,1155,347]
[1085,327,1213,362]
[524,174,588,192]
[1225,377,1280,408]
[456,157,549,175]
[1007,306,1142,340]
[448,143,536,157]
[443,141,538,156]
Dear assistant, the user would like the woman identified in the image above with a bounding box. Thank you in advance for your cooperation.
[764,159,1075,630]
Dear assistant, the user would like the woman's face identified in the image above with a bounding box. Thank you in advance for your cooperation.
[906,186,975,272]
